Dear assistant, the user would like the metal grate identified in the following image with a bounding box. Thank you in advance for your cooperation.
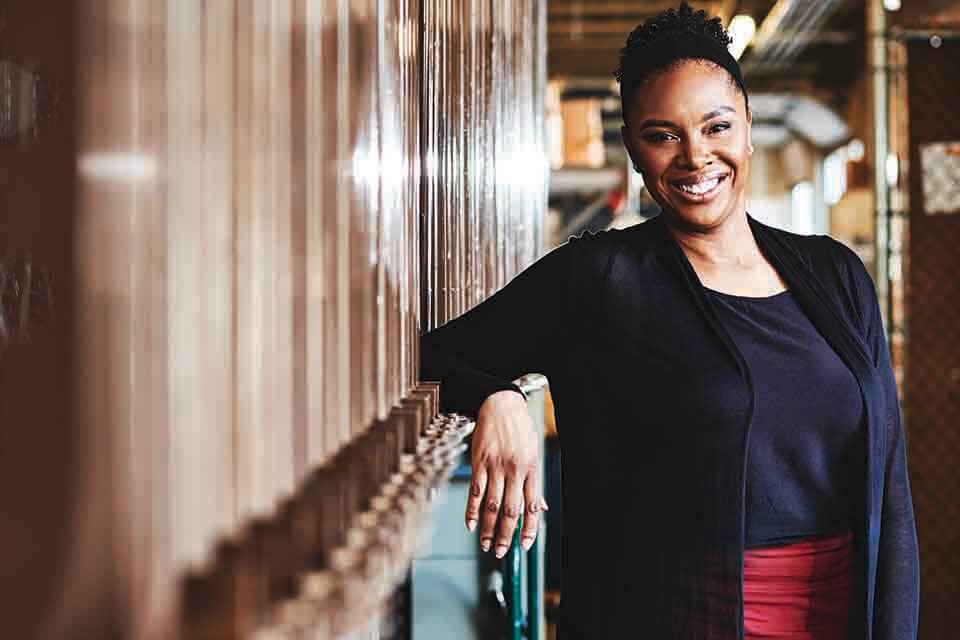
[904,35,960,640]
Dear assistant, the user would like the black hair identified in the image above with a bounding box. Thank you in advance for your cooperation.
[614,1,748,115]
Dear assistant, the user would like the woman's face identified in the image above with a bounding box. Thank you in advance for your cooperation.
[621,61,752,232]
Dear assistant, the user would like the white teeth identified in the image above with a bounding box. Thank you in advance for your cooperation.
[676,177,720,195]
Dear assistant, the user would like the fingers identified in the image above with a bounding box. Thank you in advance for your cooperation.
[478,471,504,553]
[494,471,524,559]
[465,465,487,533]
[520,470,545,552]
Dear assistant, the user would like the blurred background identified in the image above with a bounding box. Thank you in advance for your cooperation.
[0,0,958,638]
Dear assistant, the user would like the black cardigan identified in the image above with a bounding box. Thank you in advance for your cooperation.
[420,214,919,639]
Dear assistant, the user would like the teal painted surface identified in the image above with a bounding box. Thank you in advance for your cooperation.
[527,535,542,640]
[412,478,482,640]
[412,558,481,639]
[505,523,524,640]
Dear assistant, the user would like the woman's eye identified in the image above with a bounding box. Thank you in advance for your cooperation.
[709,122,731,134]
[646,132,676,143]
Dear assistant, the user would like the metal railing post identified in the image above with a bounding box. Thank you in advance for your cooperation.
[501,374,548,640]
[505,523,524,640]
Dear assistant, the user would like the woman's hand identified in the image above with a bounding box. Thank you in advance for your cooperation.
[466,390,548,558]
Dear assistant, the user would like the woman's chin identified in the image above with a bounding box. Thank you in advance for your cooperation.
[663,200,736,231]
[656,180,742,229]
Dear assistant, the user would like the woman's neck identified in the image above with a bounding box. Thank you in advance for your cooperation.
[666,210,761,270]
[664,209,789,296]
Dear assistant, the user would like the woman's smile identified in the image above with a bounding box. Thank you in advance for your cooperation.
[668,172,730,202]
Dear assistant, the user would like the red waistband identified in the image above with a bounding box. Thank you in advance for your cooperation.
[743,530,853,639]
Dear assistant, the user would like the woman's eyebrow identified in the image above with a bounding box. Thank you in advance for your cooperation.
[702,106,735,120]
[638,118,678,130]
[638,106,736,130]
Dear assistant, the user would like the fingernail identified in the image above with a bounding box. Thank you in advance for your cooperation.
[522,537,533,551]
[481,539,491,552]
[467,519,477,532]
[495,545,508,558]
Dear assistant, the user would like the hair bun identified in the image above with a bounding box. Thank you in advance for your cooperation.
[614,2,748,116]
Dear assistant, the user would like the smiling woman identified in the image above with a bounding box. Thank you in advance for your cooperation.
[420,1,919,638]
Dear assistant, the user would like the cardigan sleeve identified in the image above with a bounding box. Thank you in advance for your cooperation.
[419,231,607,418]
[838,242,920,639]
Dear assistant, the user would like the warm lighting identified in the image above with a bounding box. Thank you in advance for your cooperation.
[884,0,901,11]
[78,152,157,182]
[847,138,865,162]
[824,147,848,206]
[791,181,815,235]
[728,15,757,60]
[886,153,900,187]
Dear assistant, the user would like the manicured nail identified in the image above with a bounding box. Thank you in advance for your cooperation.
[521,537,534,551]
[495,545,508,558]
[481,538,491,552]
[467,519,477,532]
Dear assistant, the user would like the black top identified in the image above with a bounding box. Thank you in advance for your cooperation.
[419,216,919,639]
[705,286,865,548]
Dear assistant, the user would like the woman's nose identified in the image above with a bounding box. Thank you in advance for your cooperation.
[677,135,712,169]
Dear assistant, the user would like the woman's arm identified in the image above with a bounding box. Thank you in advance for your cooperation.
[419,231,605,557]
[420,238,577,417]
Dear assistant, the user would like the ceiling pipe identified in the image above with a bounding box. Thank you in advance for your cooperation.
[744,0,848,72]
[771,0,838,66]
[763,0,826,65]
[749,0,795,57]
[868,0,891,328]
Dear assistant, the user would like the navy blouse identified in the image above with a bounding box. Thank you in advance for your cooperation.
[420,214,919,639]
[706,287,865,548]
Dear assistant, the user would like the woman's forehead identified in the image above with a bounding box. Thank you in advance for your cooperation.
[627,62,745,119]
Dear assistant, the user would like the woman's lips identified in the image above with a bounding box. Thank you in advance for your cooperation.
[668,174,728,203]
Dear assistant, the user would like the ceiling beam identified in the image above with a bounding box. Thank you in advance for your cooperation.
[549,37,627,49]
[548,19,647,36]
[717,0,738,25]
[549,30,857,52]
[549,1,724,18]
[549,51,629,77]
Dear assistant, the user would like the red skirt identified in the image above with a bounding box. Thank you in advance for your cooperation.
[743,530,854,639]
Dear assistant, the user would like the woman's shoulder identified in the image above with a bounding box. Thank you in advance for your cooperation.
[558,221,662,285]
[795,231,874,299]
[759,223,871,285]
[565,219,657,247]
[564,219,662,261]
[765,226,880,335]
[758,223,854,265]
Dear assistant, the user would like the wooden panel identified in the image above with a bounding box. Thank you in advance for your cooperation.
[0,0,547,635]
[421,0,547,331]
[0,0,76,636]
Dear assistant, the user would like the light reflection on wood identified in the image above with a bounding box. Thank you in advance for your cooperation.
[61,0,547,636]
